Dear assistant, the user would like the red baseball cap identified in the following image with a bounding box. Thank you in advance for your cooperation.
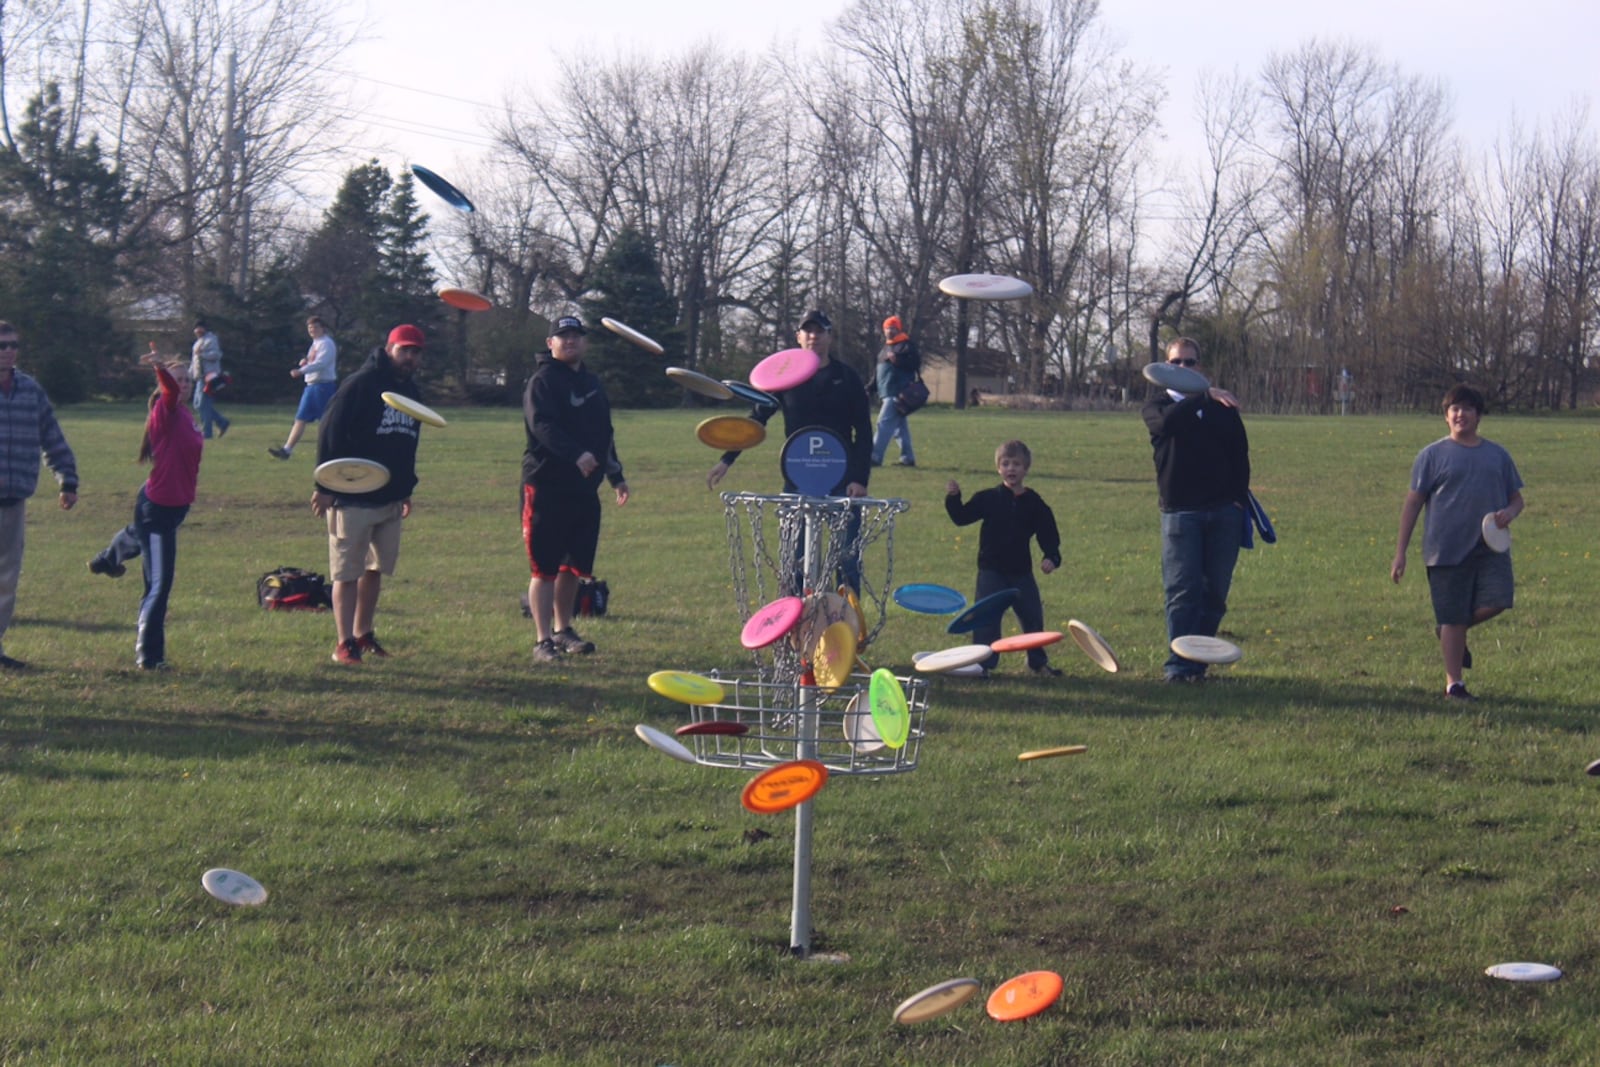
[387,324,426,348]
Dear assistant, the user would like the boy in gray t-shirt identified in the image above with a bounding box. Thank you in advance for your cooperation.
[1390,385,1525,701]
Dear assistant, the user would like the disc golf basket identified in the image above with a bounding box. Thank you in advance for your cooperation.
[664,491,927,957]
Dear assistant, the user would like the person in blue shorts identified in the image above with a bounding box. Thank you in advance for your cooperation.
[269,316,338,459]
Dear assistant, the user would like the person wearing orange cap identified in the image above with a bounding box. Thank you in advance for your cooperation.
[871,315,922,467]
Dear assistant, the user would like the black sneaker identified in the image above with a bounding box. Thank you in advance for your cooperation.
[88,555,127,578]
[1030,663,1063,677]
[533,638,564,663]
[552,627,595,654]
[356,632,389,658]
[0,654,27,671]
[1462,645,1472,670]
[1446,681,1475,701]
[267,446,291,460]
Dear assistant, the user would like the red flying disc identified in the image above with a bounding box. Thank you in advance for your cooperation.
[741,760,828,814]
[674,720,750,737]
[990,631,1064,654]
[439,287,492,312]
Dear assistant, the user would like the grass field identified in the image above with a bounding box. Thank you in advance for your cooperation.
[3,401,1599,1064]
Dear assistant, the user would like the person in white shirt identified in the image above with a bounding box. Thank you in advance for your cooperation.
[269,316,339,460]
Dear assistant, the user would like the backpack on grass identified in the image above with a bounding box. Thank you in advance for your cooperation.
[257,567,334,611]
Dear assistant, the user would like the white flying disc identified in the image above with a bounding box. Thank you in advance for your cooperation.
[601,317,664,355]
[938,273,1033,301]
[912,651,986,678]
[201,867,268,906]
[1585,758,1600,777]
[841,691,885,755]
[1066,619,1120,673]
[893,977,981,1024]
[914,644,992,674]
[634,723,697,764]
[1481,512,1511,553]
[665,366,734,401]
[1485,962,1562,982]
[1170,634,1243,665]
[1142,361,1211,394]
[381,391,446,427]
[314,458,390,495]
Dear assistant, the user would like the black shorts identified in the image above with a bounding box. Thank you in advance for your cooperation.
[522,483,601,579]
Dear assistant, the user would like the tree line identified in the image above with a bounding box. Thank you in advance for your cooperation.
[2,0,1594,411]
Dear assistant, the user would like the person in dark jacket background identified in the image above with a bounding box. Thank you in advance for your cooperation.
[523,315,629,663]
[871,314,921,467]
[1142,336,1251,683]
[313,324,427,665]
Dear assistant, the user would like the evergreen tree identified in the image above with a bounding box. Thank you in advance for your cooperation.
[297,161,391,352]
[579,227,679,407]
[373,171,442,374]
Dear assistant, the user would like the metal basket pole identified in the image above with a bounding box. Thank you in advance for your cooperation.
[790,503,823,957]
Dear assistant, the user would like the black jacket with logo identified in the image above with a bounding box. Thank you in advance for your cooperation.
[522,352,624,494]
[316,347,421,506]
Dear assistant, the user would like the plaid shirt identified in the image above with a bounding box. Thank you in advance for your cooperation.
[0,371,78,502]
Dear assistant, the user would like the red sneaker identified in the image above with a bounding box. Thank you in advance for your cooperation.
[356,632,389,658]
[331,638,363,665]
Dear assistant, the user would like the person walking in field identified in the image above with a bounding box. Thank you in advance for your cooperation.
[269,316,339,460]
[871,314,921,467]
[189,319,231,439]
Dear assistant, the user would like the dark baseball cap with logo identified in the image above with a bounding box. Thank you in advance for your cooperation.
[798,309,832,332]
[552,315,587,336]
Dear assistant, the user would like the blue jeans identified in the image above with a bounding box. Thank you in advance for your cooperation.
[195,391,229,438]
[1160,505,1242,678]
[135,488,189,667]
[871,397,914,465]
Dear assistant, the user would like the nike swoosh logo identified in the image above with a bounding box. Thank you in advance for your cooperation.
[570,391,596,406]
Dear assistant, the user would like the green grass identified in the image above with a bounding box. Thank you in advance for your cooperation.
[3,403,1600,1064]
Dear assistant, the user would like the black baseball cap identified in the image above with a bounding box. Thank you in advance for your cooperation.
[552,315,587,336]
[798,309,832,332]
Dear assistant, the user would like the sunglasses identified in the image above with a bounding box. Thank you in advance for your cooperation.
[1167,357,1198,367]
[0,341,19,350]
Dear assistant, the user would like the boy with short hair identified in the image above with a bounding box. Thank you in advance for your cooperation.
[945,439,1062,676]
[1390,384,1525,700]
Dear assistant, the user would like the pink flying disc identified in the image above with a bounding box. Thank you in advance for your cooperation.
[741,596,805,650]
[749,348,821,392]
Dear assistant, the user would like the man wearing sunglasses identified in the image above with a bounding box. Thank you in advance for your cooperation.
[1142,337,1250,683]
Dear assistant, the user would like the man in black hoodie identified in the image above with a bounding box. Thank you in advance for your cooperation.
[522,316,629,663]
[313,324,426,665]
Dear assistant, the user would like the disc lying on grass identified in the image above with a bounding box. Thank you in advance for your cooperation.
[893,977,981,1024]
[986,970,1064,1021]
[1485,962,1562,983]
[202,868,268,907]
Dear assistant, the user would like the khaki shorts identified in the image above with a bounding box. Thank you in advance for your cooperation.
[327,501,404,581]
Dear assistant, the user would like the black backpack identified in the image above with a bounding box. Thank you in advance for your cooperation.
[257,567,334,611]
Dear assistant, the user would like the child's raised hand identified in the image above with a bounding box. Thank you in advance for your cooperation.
[946,479,960,495]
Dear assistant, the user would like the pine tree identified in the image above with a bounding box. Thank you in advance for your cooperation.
[580,227,679,407]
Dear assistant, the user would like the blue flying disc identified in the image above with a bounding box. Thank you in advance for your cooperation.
[723,380,779,408]
[1248,490,1276,544]
[946,588,1020,634]
[892,583,967,615]
[411,164,475,213]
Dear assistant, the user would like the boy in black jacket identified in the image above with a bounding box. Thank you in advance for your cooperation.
[945,439,1062,676]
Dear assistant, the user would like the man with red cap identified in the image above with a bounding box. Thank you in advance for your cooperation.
[871,314,921,467]
[312,324,428,665]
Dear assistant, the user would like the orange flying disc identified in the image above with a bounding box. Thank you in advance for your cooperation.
[990,631,1064,654]
[986,969,1064,1021]
[741,759,829,815]
[1017,745,1087,762]
[438,286,492,312]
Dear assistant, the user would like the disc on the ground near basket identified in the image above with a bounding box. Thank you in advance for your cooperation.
[634,723,696,764]
[912,653,986,678]
[438,286,492,312]
[749,347,821,392]
[202,867,268,906]
[938,273,1033,301]
[647,670,726,706]
[600,317,663,355]
[696,415,766,451]
[893,977,981,1024]
[723,380,779,407]
[380,391,446,427]
[914,644,991,674]
[314,458,390,494]
[868,668,910,749]
[946,588,1020,634]
[1481,511,1511,553]
[1485,962,1562,982]
[741,596,804,650]
[893,583,967,615]
[986,970,1064,1021]
[1142,361,1211,394]
[675,720,749,737]
[842,691,885,754]
[990,631,1064,654]
[1067,619,1120,673]
[811,621,858,692]
[665,366,735,401]
[741,759,829,814]
[1170,634,1243,665]
[410,164,475,212]
[1018,745,1088,762]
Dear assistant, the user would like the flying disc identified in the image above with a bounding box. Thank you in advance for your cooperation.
[723,380,779,407]
[741,596,805,650]
[1247,490,1277,544]
[600,316,663,355]
[674,720,749,737]
[696,415,767,451]
[410,164,475,212]
[893,582,967,615]
[1170,635,1243,665]
[990,631,1064,654]
[438,286,492,312]
[749,347,821,392]
[380,391,446,427]
[868,668,910,749]
[741,759,829,814]
[842,691,886,754]
[1485,962,1562,983]
[1481,511,1511,553]
[893,977,981,1024]
[201,868,268,907]
[634,723,696,764]
[665,366,734,401]
[811,621,858,692]
[1142,360,1211,394]
[912,652,986,678]
[647,670,726,706]
[314,457,390,494]
[938,273,1033,301]
[1018,745,1088,761]
[945,588,1020,634]
[986,970,1064,1021]
[913,644,992,674]
[1066,619,1120,673]
[1585,758,1600,777]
